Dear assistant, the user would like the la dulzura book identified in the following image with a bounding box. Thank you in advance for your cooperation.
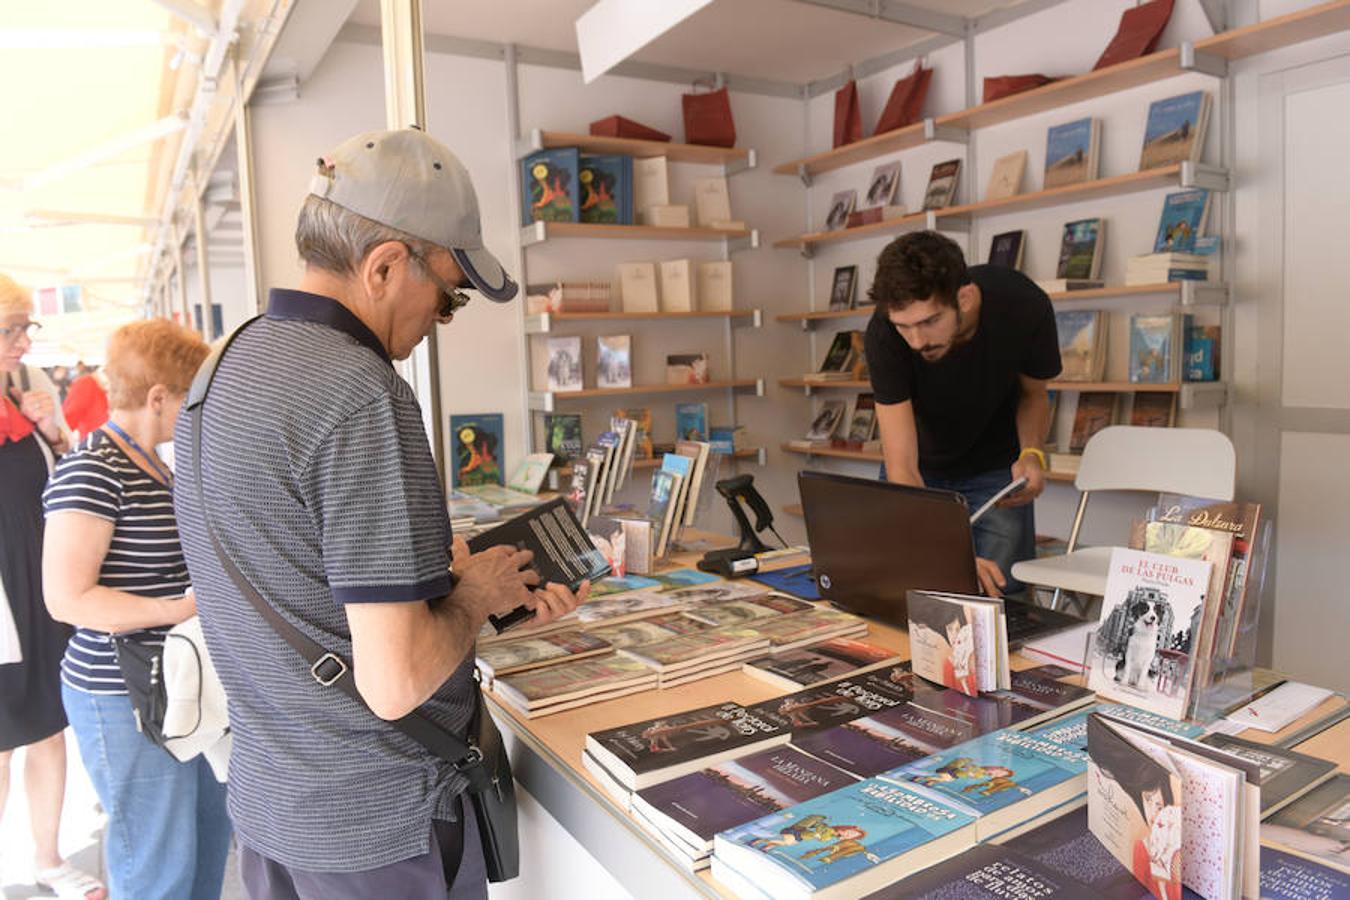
[906,590,1009,696]
[632,745,857,856]
[585,701,790,790]
[884,722,1091,840]
[712,779,977,900]
[1087,549,1213,721]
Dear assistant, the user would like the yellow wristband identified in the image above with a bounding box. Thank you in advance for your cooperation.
[1018,447,1047,470]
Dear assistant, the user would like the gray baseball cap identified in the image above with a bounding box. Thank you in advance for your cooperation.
[308,128,517,302]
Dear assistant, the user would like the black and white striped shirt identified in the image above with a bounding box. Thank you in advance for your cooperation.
[42,430,190,695]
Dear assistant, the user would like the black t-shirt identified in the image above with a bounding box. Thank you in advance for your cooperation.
[864,265,1061,478]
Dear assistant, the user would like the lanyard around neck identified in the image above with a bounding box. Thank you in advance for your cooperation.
[104,420,173,485]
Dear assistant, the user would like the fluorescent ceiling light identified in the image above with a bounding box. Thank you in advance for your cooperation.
[576,0,716,83]
[16,114,188,192]
[0,30,165,50]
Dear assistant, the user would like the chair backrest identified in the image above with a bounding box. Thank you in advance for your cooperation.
[1075,426,1236,500]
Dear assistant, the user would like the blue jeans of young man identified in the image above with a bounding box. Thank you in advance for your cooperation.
[880,463,1036,597]
[62,683,233,900]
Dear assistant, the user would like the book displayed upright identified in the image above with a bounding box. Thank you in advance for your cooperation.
[1054,310,1107,382]
[675,401,709,441]
[805,400,847,442]
[1140,91,1212,170]
[596,334,632,389]
[824,189,856,231]
[697,260,734,311]
[506,452,554,494]
[808,331,858,381]
[1044,117,1100,189]
[712,779,977,900]
[906,590,1009,697]
[1069,391,1117,451]
[449,413,505,488]
[922,159,962,210]
[985,150,1027,201]
[617,261,660,313]
[543,412,582,462]
[659,258,696,312]
[864,161,901,208]
[1128,314,1179,384]
[520,148,579,223]
[840,394,876,449]
[1095,0,1175,70]
[578,153,633,224]
[1056,217,1105,281]
[828,266,856,310]
[987,230,1025,270]
[1129,392,1177,428]
[1154,190,1211,253]
[1087,548,1213,721]
[693,176,735,227]
[666,352,710,385]
[546,336,584,392]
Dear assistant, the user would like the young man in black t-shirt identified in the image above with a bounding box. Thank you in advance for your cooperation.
[863,231,1061,597]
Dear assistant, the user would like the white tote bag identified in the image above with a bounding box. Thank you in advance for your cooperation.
[0,577,22,666]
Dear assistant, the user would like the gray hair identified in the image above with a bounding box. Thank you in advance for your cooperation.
[294,194,434,277]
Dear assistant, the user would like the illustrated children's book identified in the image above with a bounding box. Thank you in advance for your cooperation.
[906,590,1008,696]
[578,153,633,225]
[1129,314,1179,384]
[1044,117,1100,189]
[543,412,582,462]
[449,413,505,487]
[520,148,579,223]
[1139,91,1211,170]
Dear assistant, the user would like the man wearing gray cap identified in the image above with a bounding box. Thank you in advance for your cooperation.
[173,129,584,898]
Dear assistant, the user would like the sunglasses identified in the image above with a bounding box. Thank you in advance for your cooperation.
[406,246,472,317]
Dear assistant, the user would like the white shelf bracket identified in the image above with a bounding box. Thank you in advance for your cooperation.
[796,163,813,188]
[527,390,555,413]
[1180,281,1229,307]
[747,309,763,329]
[520,221,547,247]
[1179,42,1228,78]
[723,148,758,177]
[513,127,544,160]
[723,230,760,255]
[1180,162,1231,193]
[1179,382,1228,411]
[755,447,768,466]
[929,211,970,233]
[923,118,969,145]
[523,313,550,334]
[752,379,765,397]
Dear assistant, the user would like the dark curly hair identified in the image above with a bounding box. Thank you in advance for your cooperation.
[868,231,970,311]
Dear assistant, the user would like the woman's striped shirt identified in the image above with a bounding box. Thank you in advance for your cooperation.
[42,430,189,695]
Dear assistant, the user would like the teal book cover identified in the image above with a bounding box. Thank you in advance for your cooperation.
[450,413,504,488]
[1128,314,1176,383]
[675,402,709,441]
[715,779,974,894]
[521,148,579,224]
[578,154,633,224]
[882,728,1089,817]
[1044,118,1095,186]
[1153,190,1209,253]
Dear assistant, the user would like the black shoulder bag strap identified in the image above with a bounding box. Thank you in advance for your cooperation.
[184,316,518,881]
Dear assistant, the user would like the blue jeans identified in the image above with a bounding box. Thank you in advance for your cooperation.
[62,683,233,900]
[880,463,1036,596]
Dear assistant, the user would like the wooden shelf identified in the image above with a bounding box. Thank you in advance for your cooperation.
[525,309,761,333]
[556,447,763,478]
[521,221,756,245]
[781,442,883,463]
[770,1,1350,178]
[531,379,762,410]
[519,129,753,167]
[776,307,875,324]
[1049,381,1181,392]
[1047,281,1228,306]
[772,121,929,178]
[773,210,928,251]
[779,377,870,390]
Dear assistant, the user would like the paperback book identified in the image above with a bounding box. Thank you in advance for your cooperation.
[1200,733,1337,817]
[792,701,977,779]
[595,334,632,389]
[584,611,713,650]
[987,230,1025,270]
[1056,217,1105,281]
[735,608,868,653]
[675,402,709,442]
[1139,91,1211,170]
[984,668,1095,731]
[585,701,791,790]
[824,189,857,231]
[573,589,687,626]
[449,413,505,487]
[506,452,554,494]
[879,841,1106,898]
[712,779,977,900]
[743,638,902,690]
[1087,548,1213,721]
[922,159,962,210]
[1153,190,1210,253]
[520,148,579,223]
[546,336,584,392]
[1044,118,1100,189]
[1129,393,1176,428]
[492,654,656,715]
[746,674,915,737]
[614,407,654,458]
[864,162,901,208]
[985,150,1027,201]
[906,590,1009,696]
[805,400,847,443]
[543,412,582,462]
[1055,310,1107,382]
[619,626,770,676]
[1129,314,1179,384]
[633,745,857,858]
[1261,774,1350,874]
[1070,392,1117,452]
[666,352,710,385]
[1259,846,1350,899]
[840,394,877,450]
[828,266,857,311]
[578,153,633,225]
[475,629,612,679]
[808,331,858,381]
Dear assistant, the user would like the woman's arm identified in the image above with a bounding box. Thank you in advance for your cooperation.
[42,511,195,632]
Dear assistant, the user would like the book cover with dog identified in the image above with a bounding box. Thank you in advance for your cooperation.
[1088,549,1213,721]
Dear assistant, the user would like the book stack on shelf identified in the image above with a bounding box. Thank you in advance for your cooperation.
[526,280,612,314]
[845,161,906,227]
[1128,188,1217,284]
[832,394,878,452]
[1037,218,1105,294]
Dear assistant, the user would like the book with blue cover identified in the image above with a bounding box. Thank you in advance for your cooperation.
[1129,314,1178,383]
[521,148,579,223]
[1259,846,1350,899]
[1153,190,1210,253]
[675,402,709,442]
[792,702,977,779]
[713,779,977,900]
[1044,117,1099,189]
[875,841,1108,898]
[634,745,857,855]
[883,726,1090,839]
[1140,91,1211,170]
[578,153,633,225]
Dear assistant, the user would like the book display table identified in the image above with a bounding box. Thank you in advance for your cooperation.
[484,533,1350,898]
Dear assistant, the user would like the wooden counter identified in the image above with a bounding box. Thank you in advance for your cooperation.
[485,536,1349,898]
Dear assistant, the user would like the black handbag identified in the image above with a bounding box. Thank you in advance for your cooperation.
[111,633,171,747]
[184,320,520,882]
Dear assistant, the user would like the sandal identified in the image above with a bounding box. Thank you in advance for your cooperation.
[34,863,106,900]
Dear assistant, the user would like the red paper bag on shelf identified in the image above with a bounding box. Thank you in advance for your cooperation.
[833,80,863,148]
[982,74,1062,103]
[874,62,933,134]
[588,116,672,142]
[682,85,737,148]
[1094,0,1175,70]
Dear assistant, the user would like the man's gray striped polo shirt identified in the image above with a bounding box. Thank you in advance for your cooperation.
[174,288,473,871]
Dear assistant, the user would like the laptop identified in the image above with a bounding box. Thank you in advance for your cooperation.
[797,470,1084,647]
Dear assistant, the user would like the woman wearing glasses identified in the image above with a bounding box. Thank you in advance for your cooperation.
[0,274,105,900]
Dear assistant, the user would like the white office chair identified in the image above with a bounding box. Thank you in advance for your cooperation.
[1011,425,1236,597]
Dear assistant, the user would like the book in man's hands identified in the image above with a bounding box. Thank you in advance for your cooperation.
[468,497,612,634]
